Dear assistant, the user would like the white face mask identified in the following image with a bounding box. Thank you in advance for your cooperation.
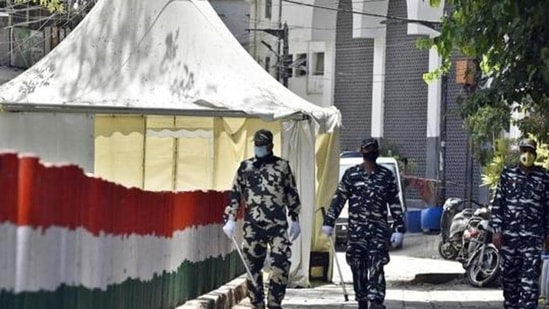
[255,146,269,158]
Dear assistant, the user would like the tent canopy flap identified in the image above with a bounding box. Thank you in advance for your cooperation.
[0,103,311,121]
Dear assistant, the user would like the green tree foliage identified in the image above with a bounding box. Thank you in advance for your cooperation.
[462,99,510,165]
[15,0,65,13]
[421,0,549,162]
[481,138,518,195]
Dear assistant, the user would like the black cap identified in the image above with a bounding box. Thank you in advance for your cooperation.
[360,137,379,150]
[253,129,273,145]
[519,138,537,151]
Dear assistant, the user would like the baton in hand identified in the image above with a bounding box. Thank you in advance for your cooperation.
[231,235,259,288]
[320,207,349,301]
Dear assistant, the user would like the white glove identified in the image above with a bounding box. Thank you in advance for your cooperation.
[289,221,301,241]
[321,225,333,236]
[390,232,404,248]
[222,219,236,239]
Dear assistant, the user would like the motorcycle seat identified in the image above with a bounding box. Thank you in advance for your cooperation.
[462,208,475,217]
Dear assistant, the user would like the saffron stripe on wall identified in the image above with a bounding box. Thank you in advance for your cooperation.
[0,153,18,223]
[0,153,231,237]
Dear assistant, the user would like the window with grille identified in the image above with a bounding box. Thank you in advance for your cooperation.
[285,54,293,78]
[295,53,307,77]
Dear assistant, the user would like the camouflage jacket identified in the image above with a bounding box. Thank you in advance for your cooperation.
[224,154,301,227]
[490,165,549,237]
[324,163,406,240]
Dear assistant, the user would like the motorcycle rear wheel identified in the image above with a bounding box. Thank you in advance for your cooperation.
[438,240,459,260]
[466,245,500,287]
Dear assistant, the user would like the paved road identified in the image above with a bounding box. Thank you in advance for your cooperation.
[233,284,503,308]
[233,233,505,308]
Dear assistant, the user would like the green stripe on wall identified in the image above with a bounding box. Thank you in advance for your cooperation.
[0,251,245,309]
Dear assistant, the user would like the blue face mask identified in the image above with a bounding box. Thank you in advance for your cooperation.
[255,146,269,158]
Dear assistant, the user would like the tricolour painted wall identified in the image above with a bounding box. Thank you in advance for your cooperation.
[0,152,244,309]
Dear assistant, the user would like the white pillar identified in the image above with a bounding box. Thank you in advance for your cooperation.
[371,37,386,139]
[425,47,442,179]
[427,47,442,140]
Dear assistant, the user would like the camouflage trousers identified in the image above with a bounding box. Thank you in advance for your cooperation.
[346,236,390,304]
[242,221,292,308]
[500,235,543,309]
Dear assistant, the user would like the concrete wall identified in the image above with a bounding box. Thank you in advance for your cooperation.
[383,0,429,200]
[333,0,373,150]
[0,113,95,172]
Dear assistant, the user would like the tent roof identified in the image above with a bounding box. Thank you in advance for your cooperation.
[0,0,340,133]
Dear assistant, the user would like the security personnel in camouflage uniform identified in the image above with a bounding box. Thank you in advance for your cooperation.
[490,138,549,309]
[222,129,301,309]
[321,137,405,309]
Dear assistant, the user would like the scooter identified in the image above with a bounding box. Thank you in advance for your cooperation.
[438,198,489,262]
[438,197,475,260]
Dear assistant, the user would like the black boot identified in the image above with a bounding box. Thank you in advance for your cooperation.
[358,300,368,309]
[370,301,386,309]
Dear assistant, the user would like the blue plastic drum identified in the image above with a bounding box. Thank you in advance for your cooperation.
[420,206,443,232]
[405,209,422,233]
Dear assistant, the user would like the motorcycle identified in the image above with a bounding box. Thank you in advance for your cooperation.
[439,199,501,287]
[464,218,501,287]
[438,198,491,264]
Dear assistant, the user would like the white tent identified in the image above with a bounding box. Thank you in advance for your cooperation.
[0,0,341,287]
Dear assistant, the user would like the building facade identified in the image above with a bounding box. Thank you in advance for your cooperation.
[248,0,485,204]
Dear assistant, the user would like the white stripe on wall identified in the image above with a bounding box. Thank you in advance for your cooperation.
[0,222,240,292]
